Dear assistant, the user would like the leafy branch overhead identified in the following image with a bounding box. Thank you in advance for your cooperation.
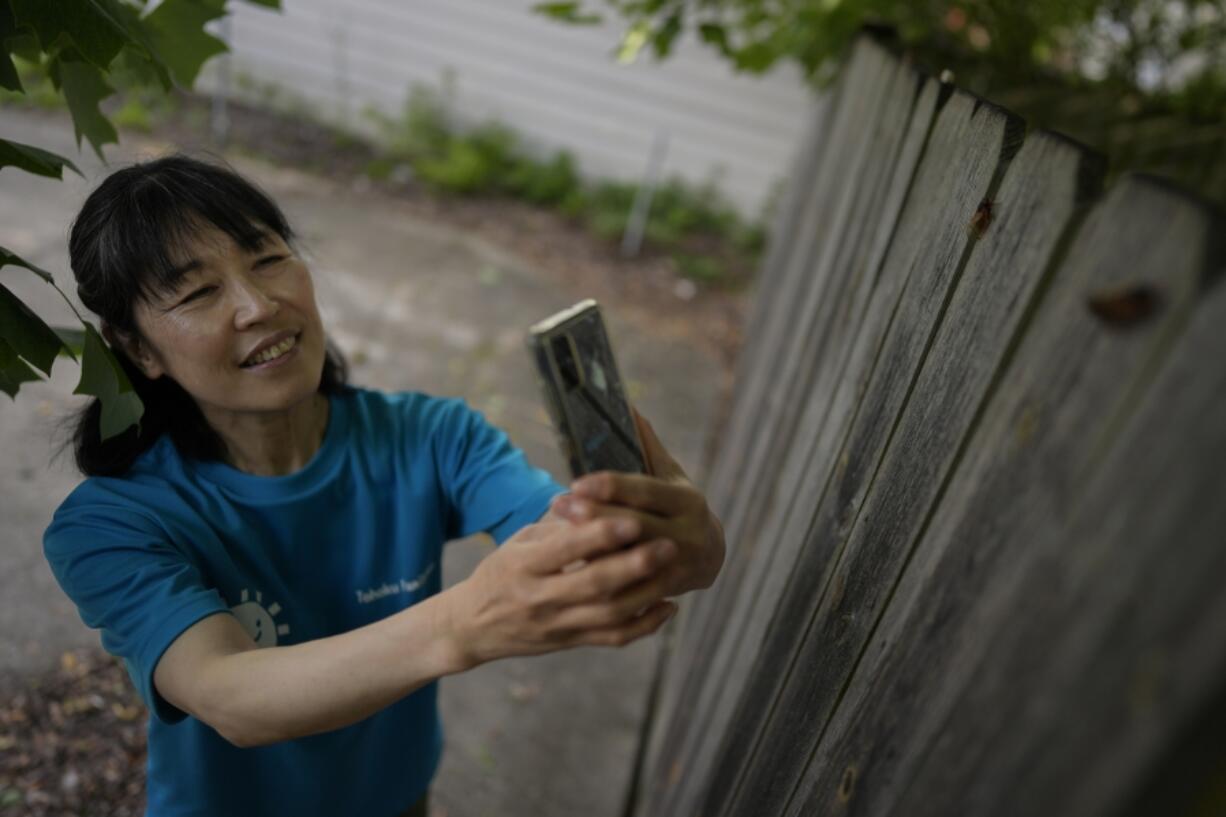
[536,2,1226,204]
[0,0,280,439]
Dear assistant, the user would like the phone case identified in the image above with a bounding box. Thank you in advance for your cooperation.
[527,299,647,478]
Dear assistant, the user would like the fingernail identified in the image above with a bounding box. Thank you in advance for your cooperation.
[568,499,592,519]
[655,539,676,557]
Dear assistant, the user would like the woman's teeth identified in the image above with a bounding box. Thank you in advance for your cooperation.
[245,335,296,366]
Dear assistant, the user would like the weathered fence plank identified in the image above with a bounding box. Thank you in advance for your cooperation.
[636,85,836,806]
[666,38,896,679]
[718,53,922,550]
[761,128,1102,814]
[639,63,837,791]
[696,85,834,482]
[669,38,890,671]
[637,39,906,815]
[694,71,943,702]
[890,180,1225,817]
[641,53,933,817]
[702,88,1025,817]
[703,38,894,522]
[674,35,890,661]
[785,175,1221,817]
[636,39,885,811]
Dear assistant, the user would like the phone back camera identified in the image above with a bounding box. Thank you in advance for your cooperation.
[551,334,582,390]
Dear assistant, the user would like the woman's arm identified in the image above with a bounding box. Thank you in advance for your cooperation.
[157,590,464,748]
[158,514,676,747]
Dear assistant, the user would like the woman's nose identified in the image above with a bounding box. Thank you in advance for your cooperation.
[232,276,280,327]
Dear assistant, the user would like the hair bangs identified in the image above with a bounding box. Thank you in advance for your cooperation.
[71,154,296,329]
[126,161,295,303]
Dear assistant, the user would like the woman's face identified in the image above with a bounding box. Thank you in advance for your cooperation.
[121,223,327,419]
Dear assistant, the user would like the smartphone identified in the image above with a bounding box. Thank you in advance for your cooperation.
[527,299,647,478]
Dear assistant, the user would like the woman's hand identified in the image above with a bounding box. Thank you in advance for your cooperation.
[445,514,680,669]
[549,408,726,599]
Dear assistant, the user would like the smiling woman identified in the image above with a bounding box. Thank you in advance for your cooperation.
[42,154,723,817]
[66,156,349,476]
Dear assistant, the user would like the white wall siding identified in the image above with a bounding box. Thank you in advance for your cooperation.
[205,0,817,218]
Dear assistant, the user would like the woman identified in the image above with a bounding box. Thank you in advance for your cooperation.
[43,155,725,817]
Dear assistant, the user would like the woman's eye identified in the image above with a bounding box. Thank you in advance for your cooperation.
[256,254,286,268]
[183,286,216,303]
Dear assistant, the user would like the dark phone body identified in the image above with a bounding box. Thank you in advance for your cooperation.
[527,300,647,478]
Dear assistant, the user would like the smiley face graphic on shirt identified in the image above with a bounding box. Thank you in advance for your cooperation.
[230,588,290,647]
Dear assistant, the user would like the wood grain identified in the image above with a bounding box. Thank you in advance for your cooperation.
[705,86,1023,817]
[787,175,1219,817]
[638,38,902,816]
[645,53,932,817]
[633,26,1225,817]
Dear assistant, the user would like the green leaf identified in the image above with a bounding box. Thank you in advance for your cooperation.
[0,245,54,284]
[5,29,42,63]
[109,41,173,92]
[99,1,176,90]
[0,138,82,179]
[9,0,129,69]
[532,2,602,25]
[0,2,25,92]
[616,20,651,64]
[142,0,228,88]
[0,338,43,397]
[239,0,281,7]
[54,326,87,358]
[0,281,68,375]
[652,12,682,59]
[75,322,143,440]
[732,41,778,73]
[54,55,118,159]
[698,22,730,56]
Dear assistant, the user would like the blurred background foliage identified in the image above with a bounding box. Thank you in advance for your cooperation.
[537,0,1226,204]
[365,82,765,284]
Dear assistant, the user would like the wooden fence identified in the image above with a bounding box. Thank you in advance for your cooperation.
[631,33,1226,817]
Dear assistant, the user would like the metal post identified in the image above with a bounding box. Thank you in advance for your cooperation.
[620,128,670,258]
[210,14,232,146]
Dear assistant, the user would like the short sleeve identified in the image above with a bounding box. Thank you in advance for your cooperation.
[43,493,231,725]
[432,398,566,544]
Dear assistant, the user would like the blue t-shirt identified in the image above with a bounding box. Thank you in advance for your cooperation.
[43,387,565,817]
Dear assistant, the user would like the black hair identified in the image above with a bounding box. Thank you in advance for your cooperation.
[65,154,349,477]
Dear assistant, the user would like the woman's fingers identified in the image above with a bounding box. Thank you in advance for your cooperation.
[548,571,675,633]
[567,599,678,649]
[545,537,677,606]
[527,516,643,575]
[569,471,698,516]
[550,495,672,540]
